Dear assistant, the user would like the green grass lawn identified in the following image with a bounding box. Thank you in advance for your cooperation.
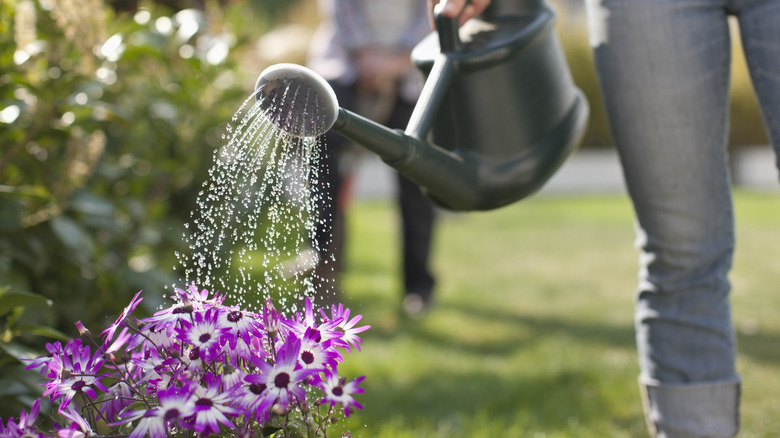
[327,190,780,438]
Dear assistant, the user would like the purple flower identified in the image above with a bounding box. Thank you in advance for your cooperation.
[285,298,343,345]
[175,284,225,310]
[42,339,108,412]
[175,308,231,362]
[261,299,282,337]
[112,386,195,438]
[1,398,42,438]
[57,405,93,438]
[311,368,365,417]
[101,290,143,345]
[187,372,244,436]
[218,306,263,350]
[233,377,270,422]
[99,381,134,422]
[138,284,225,339]
[298,327,341,371]
[24,341,64,375]
[12,288,369,437]
[104,326,133,356]
[129,324,177,357]
[74,321,90,338]
[219,361,247,391]
[320,303,370,353]
[139,301,194,337]
[244,334,317,418]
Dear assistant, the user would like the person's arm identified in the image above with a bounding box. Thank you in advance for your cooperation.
[427,0,492,27]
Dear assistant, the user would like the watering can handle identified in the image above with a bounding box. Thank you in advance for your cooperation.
[435,0,468,53]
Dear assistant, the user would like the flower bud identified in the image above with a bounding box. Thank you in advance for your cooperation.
[271,403,288,416]
[75,321,91,338]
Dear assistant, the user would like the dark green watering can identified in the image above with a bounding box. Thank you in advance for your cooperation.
[255,0,588,211]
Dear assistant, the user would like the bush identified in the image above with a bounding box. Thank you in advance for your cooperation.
[0,0,288,418]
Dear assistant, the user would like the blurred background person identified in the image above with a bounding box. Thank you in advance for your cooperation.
[307,0,438,317]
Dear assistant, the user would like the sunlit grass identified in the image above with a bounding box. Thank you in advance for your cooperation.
[328,190,780,438]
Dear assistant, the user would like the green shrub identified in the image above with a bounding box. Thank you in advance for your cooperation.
[0,0,290,417]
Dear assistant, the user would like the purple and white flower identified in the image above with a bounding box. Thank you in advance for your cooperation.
[11,287,369,437]
[311,367,365,417]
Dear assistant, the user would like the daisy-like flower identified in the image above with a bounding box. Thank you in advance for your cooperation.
[320,303,370,353]
[298,327,341,371]
[310,367,365,417]
[175,308,231,362]
[24,341,64,375]
[284,298,342,345]
[138,285,225,341]
[187,372,244,436]
[233,376,270,422]
[42,339,108,412]
[99,381,134,422]
[244,334,317,419]
[104,326,133,356]
[138,300,194,338]
[219,361,247,391]
[57,405,94,438]
[130,323,177,357]
[224,330,270,364]
[9,289,370,437]
[101,290,144,345]
[218,306,263,350]
[1,398,41,437]
[176,284,225,311]
[112,386,195,438]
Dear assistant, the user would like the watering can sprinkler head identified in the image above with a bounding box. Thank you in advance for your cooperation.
[254,63,339,138]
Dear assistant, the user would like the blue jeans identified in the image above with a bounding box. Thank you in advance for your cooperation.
[584,0,780,436]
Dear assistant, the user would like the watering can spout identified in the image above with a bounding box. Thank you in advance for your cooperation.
[254,0,589,211]
[255,63,482,210]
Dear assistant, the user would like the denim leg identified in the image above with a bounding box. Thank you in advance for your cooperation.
[585,0,740,436]
[737,0,780,157]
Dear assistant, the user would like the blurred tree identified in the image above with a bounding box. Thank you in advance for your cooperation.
[108,0,301,21]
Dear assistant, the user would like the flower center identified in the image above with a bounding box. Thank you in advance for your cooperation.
[331,385,344,397]
[249,383,267,394]
[195,398,213,408]
[227,310,243,323]
[71,380,86,391]
[189,348,200,361]
[274,372,290,388]
[199,333,211,343]
[164,408,180,421]
[301,351,315,365]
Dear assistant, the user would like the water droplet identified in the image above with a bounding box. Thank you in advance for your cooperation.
[172,87,334,312]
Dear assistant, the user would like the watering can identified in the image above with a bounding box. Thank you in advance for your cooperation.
[255,0,588,211]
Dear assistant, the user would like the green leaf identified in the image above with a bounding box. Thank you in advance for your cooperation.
[0,288,52,315]
[0,185,52,201]
[13,324,69,342]
[0,341,43,362]
[49,216,95,264]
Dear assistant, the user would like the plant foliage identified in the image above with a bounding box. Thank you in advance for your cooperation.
[0,0,292,419]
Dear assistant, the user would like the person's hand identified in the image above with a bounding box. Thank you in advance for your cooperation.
[427,0,492,27]
[354,48,411,94]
